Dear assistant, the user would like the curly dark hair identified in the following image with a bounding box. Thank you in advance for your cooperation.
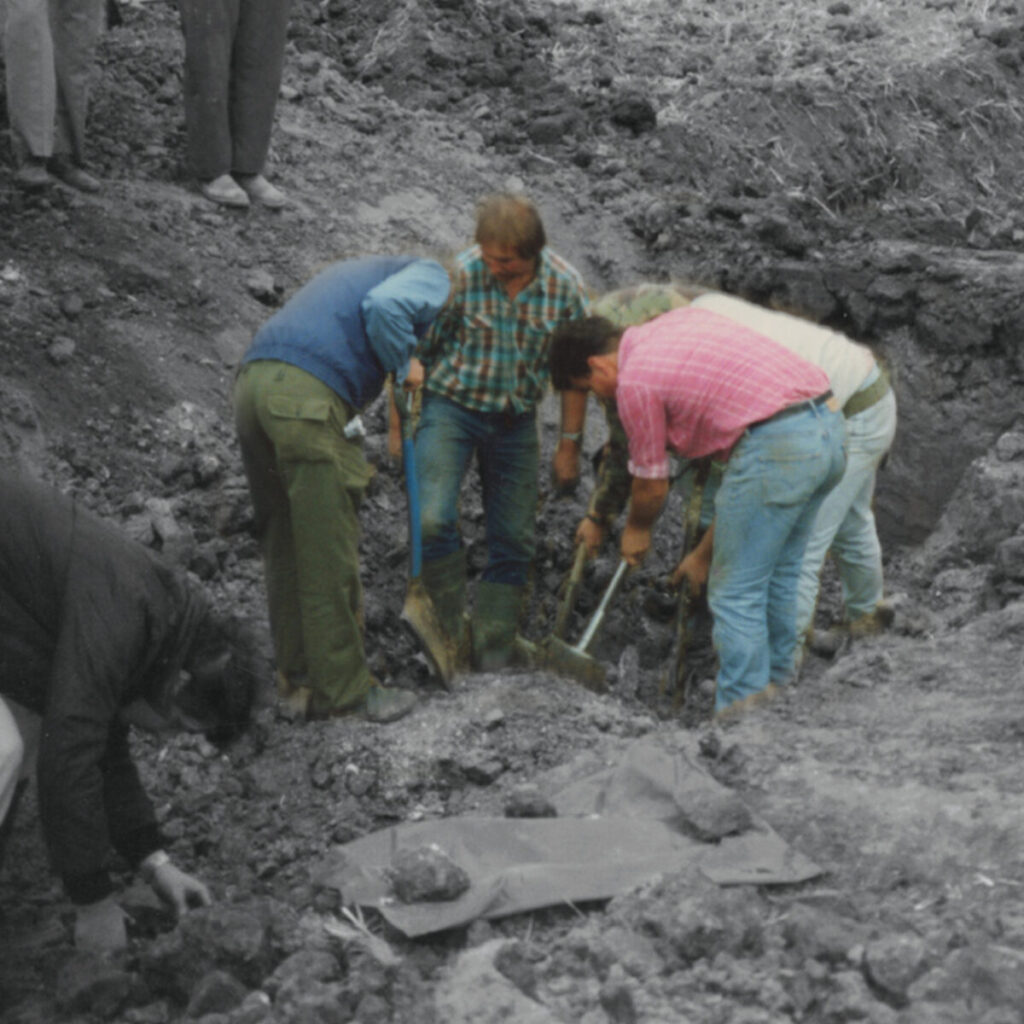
[181,611,266,742]
[549,316,624,391]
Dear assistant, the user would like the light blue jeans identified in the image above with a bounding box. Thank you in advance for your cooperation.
[795,367,897,635]
[415,393,539,586]
[710,402,846,711]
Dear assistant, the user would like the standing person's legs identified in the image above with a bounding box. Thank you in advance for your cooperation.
[478,410,539,587]
[829,388,897,622]
[178,0,239,184]
[766,408,846,683]
[471,410,538,669]
[710,406,844,712]
[795,370,895,636]
[230,0,289,177]
[49,0,103,167]
[416,394,478,565]
[4,0,56,177]
[241,363,374,713]
[234,362,306,685]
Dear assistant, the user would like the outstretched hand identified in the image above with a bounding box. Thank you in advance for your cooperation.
[551,440,581,497]
[620,523,652,567]
[670,549,709,593]
[150,861,212,917]
[575,516,605,558]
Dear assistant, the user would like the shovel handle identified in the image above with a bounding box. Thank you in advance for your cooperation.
[553,542,588,640]
[394,385,422,579]
[576,558,629,654]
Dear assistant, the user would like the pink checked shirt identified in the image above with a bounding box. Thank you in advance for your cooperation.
[617,307,831,478]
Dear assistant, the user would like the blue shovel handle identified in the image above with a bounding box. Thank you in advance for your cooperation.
[397,389,422,580]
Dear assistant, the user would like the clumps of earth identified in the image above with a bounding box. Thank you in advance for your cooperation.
[4,0,1024,1022]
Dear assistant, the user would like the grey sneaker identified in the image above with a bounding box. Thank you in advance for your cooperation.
[49,156,100,193]
[15,157,50,191]
[200,173,250,208]
[235,173,287,209]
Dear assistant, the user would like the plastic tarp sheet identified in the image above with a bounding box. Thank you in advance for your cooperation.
[316,737,821,937]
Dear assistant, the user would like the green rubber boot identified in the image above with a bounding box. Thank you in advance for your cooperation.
[471,581,525,672]
[422,550,467,642]
[421,549,470,671]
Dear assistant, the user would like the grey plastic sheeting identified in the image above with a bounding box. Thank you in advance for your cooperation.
[316,737,821,938]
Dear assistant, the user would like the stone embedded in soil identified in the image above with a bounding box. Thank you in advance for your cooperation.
[863,932,928,1003]
[822,969,898,1024]
[139,902,283,999]
[263,949,341,998]
[609,92,657,134]
[46,336,76,365]
[503,784,557,819]
[782,904,868,964]
[673,776,753,840]
[493,941,539,999]
[389,843,471,903]
[245,270,278,305]
[185,969,249,1017]
[59,293,84,318]
[599,966,638,1024]
[55,952,135,1018]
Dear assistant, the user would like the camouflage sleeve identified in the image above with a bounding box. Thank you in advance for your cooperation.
[586,399,632,527]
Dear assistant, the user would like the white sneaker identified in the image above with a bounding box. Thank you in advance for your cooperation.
[200,174,250,208]
[235,173,287,209]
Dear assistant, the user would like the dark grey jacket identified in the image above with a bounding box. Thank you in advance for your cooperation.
[0,470,205,903]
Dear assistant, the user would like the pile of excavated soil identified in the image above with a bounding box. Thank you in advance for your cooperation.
[2,2,1024,1022]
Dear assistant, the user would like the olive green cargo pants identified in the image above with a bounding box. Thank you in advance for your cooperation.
[234,361,373,713]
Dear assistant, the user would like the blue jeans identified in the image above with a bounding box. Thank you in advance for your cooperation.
[415,393,539,586]
[796,368,897,635]
[709,402,846,711]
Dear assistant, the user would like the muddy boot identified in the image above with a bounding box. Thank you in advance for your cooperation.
[422,550,470,669]
[807,625,849,658]
[471,581,524,672]
[364,682,417,724]
[849,608,887,638]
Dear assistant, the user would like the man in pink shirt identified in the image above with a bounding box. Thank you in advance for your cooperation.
[550,307,846,716]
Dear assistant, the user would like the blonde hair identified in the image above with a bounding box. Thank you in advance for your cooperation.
[474,193,547,260]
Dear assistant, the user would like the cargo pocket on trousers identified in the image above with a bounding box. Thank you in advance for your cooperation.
[267,395,334,463]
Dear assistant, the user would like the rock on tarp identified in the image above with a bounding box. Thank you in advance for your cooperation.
[314,737,821,938]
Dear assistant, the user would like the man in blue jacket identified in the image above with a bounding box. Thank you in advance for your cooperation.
[234,256,450,722]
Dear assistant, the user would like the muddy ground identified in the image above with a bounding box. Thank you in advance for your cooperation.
[2,0,1024,1021]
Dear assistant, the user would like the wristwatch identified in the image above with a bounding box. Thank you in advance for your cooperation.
[560,431,582,443]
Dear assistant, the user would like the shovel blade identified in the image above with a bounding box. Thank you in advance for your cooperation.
[539,635,609,694]
[402,581,456,688]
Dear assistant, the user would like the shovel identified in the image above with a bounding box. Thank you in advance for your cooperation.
[662,475,706,710]
[552,541,588,641]
[539,558,629,694]
[396,389,456,687]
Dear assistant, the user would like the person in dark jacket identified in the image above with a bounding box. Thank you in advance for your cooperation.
[0,469,261,951]
[234,255,450,723]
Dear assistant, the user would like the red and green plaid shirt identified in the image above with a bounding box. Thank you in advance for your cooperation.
[418,245,588,414]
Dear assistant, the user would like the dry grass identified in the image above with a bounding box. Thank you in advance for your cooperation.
[545,0,1024,214]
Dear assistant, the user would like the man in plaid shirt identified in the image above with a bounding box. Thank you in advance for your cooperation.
[413,194,588,671]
